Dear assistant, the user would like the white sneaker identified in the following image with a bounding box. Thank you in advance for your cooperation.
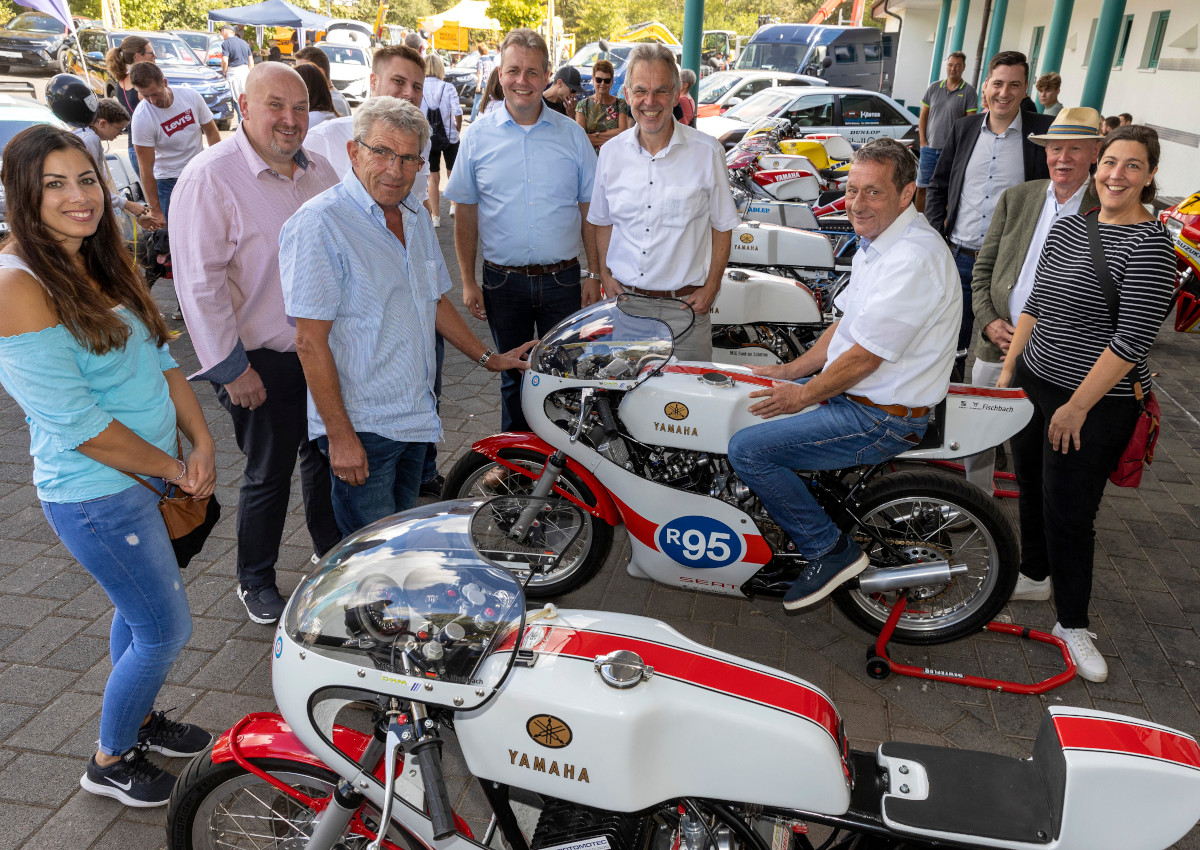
[1053,623,1108,682]
[431,216,441,228]
[1011,574,1051,601]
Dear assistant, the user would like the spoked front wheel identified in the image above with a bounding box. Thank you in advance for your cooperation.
[833,471,1019,645]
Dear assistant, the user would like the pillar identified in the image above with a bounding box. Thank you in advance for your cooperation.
[949,0,971,52]
[983,0,1009,70]
[1040,0,1074,73]
[1080,0,1126,112]
[930,0,953,83]
[682,0,703,93]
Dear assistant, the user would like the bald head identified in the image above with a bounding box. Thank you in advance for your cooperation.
[241,63,310,173]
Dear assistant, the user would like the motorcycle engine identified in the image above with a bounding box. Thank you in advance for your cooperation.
[531,797,650,850]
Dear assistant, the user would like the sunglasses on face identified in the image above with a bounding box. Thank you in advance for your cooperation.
[593,77,612,84]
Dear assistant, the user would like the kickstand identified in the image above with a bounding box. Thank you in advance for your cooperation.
[865,592,1077,694]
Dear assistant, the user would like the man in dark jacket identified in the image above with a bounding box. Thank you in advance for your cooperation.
[924,50,1053,375]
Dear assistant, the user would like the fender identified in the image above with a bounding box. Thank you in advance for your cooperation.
[472,433,622,526]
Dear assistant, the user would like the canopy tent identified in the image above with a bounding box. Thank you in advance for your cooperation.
[207,0,332,47]
[418,0,499,50]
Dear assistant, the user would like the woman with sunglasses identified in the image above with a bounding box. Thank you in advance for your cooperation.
[574,59,630,153]
[105,35,156,181]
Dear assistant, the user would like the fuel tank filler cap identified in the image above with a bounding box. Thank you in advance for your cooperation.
[594,650,654,689]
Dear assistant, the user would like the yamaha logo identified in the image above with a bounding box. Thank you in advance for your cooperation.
[664,401,689,420]
[739,233,754,244]
[527,714,572,749]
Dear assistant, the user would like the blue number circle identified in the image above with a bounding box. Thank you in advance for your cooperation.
[657,516,743,569]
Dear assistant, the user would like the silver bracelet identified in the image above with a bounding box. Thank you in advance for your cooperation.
[165,459,187,483]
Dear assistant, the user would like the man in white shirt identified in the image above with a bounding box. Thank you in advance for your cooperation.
[129,62,221,224]
[728,139,961,610]
[963,107,1102,499]
[588,43,738,361]
[305,45,431,213]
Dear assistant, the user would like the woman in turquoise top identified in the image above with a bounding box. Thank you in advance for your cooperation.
[0,125,217,807]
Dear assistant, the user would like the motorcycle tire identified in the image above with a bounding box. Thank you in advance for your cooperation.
[445,447,614,598]
[167,747,344,850]
[832,470,1019,645]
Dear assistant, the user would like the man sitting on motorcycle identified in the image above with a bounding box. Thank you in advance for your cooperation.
[728,138,961,610]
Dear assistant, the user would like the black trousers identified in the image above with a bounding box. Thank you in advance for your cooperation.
[1010,358,1139,628]
[214,349,341,589]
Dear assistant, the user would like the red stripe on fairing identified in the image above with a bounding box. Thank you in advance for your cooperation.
[1054,715,1200,772]
[528,626,843,746]
[946,385,1028,399]
[664,364,778,388]
[610,494,773,565]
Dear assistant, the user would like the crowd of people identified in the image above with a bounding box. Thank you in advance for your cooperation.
[0,26,1178,812]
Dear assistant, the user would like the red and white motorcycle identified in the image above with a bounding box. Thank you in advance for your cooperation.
[447,299,1032,645]
[165,497,1200,850]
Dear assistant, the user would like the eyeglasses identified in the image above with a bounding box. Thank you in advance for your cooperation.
[593,77,613,84]
[629,87,674,99]
[138,49,156,58]
[355,139,425,171]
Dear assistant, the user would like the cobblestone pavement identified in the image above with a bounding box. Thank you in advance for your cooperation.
[1,216,1198,849]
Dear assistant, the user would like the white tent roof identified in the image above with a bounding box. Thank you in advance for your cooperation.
[419,0,499,32]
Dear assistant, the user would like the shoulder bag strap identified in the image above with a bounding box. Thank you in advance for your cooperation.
[1085,208,1146,403]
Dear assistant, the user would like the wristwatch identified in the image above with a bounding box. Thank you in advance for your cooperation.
[478,348,495,366]
[584,271,602,281]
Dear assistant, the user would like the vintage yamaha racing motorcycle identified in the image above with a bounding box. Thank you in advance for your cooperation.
[165,498,1200,850]
[447,299,1033,645]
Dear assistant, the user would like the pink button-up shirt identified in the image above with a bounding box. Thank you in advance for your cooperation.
[169,127,338,383]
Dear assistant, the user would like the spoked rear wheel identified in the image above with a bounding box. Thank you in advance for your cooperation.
[832,471,1019,645]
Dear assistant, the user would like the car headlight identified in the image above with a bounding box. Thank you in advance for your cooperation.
[212,81,229,94]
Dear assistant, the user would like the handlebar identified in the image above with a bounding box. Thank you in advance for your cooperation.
[411,736,456,840]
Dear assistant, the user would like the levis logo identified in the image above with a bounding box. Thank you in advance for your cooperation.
[161,110,196,137]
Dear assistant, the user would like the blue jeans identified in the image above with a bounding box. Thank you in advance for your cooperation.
[917,146,941,188]
[482,261,582,432]
[157,176,178,221]
[471,92,483,121]
[423,333,445,483]
[952,248,975,379]
[42,483,192,756]
[318,432,426,535]
[127,144,139,181]
[728,392,928,558]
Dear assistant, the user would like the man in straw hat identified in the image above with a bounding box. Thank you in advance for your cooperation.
[962,106,1103,502]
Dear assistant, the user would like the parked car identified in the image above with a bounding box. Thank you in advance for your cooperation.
[172,30,223,70]
[734,24,896,94]
[0,12,100,75]
[315,41,371,105]
[696,70,825,119]
[71,28,237,131]
[565,40,683,97]
[0,82,69,234]
[698,85,916,149]
[445,50,495,109]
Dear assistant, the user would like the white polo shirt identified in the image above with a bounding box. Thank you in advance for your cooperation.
[828,205,961,408]
[588,119,739,291]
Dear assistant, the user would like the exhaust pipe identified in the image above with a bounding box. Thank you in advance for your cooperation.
[856,561,968,594]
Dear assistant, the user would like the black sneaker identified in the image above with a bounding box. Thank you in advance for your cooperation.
[419,473,445,498]
[783,535,870,611]
[137,709,212,758]
[80,744,175,807]
[238,584,286,625]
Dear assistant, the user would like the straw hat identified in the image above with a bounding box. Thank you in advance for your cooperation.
[1028,107,1104,146]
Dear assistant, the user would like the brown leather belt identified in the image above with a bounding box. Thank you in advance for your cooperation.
[621,283,701,298]
[484,259,578,276]
[846,394,930,419]
[950,242,978,260]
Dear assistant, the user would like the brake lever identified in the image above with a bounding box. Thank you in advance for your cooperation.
[367,715,409,850]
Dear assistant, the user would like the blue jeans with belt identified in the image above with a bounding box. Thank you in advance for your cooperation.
[318,432,426,536]
[42,482,192,756]
[728,391,928,558]
[482,261,582,432]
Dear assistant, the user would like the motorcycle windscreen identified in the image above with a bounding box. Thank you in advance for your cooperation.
[530,298,675,389]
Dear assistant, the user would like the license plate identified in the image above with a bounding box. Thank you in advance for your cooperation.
[0,50,22,58]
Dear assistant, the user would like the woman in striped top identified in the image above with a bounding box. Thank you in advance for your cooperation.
[997,126,1176,683]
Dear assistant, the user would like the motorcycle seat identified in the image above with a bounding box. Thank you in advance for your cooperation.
[912,399,946,450]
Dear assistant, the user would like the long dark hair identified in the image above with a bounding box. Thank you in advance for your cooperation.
[0,125,169,352]
[1098,125,1160,205]
[479,67,502,112]
[295,62,335,113]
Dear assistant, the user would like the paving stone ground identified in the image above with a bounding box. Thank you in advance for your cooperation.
[1,215,1198,848]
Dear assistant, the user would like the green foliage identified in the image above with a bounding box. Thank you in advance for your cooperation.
[486,0,540,31]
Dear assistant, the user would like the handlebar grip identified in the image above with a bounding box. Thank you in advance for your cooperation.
[594,396,619,437]
[412,738,456,840]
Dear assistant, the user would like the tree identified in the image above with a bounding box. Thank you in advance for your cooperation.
[486,0,540,31]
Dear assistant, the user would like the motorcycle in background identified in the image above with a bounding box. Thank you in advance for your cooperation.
[1160,190,1200,332]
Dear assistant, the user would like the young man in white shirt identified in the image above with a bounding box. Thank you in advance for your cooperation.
[130,62,221,224]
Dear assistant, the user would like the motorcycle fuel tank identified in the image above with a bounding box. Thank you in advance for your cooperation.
[749,169,820,202]
[730,221,835,269]
[454,609,850,815]
[711,269,822,325]
[738,196,820,230]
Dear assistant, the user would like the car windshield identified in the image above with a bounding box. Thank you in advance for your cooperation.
[735,42,813,72]
[5,13,61,33]
[113,34,200,66]
[176,33,208,52]
[724,87,796,123]
[454,52,482,69]
[698,72,741,103]
[530,297,674,389]
[320,44,368,66]
[0,116,62,151]
[567,44,631,69]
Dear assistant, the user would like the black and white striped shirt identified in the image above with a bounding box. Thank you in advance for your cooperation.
[1022,215,1175,398]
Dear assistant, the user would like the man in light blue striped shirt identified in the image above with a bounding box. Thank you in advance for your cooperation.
[281,97,534,535]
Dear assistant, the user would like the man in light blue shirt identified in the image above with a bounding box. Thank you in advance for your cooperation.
[280,97,533,535]
[446,28,600,432]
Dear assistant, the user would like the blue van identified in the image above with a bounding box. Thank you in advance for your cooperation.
[735,24,894,93]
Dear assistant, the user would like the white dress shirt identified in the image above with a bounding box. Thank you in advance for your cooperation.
[829,206,962,407]
[1008,180,1090,320]
[588,119,739,291]
[304,114,430,202]
[951,112,1025,250]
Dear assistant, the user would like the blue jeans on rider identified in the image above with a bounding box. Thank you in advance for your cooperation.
[423,333,445,484]
[41,483,192,757]
[916,146,941,189]
[728,390,928,559]
[481,261,582,432]
[951,247,975,380]
[318,431,426,536]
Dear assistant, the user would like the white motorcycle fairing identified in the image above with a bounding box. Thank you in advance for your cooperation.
[756,153,821,174]
[737,196,820,230]
[455,609,851,814]
[750,169,821,202]
[730,221,836,269]
[711,269,823,326]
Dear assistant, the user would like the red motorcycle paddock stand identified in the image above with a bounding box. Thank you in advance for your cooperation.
[925,460,1019,499]
[865,594,1077,694]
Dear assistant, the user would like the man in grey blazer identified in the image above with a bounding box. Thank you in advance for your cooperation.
[964,107,1104,502]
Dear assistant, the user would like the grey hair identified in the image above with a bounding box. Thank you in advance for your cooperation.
[625,43,680,95]
[851,138,917,191]
[352,96,430,152]
[500,28,550,71]
[680,68,696,89]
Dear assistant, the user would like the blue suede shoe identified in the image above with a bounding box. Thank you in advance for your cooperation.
[783,535,870,610]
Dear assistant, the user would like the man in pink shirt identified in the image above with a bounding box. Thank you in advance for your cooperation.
[169,63,341,625]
